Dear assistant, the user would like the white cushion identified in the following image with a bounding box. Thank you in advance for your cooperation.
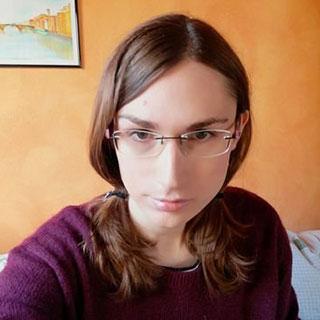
[288,230,320,320]
[0,253,8,272]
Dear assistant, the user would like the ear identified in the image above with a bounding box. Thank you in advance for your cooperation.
[105,129,110,139]
[230,110,250,151]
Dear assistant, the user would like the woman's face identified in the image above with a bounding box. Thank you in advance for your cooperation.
[114,60,248,238]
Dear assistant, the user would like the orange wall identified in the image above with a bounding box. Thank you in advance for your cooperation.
[1,0,319,252]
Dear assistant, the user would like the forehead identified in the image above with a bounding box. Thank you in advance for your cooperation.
[117,60,237,131]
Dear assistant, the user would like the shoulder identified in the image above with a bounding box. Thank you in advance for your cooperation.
[224,186,291,261]
[16,203,92,255]
[223,186,289,252]
[4,201,97,283]
[0,205,89,319]
[223,186,281,227]
[0,202,96,318]
[5,203,94,276]
[224,186,274,210]
[222,191,298,316]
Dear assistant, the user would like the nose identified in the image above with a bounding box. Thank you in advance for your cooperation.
[155,139,187,191]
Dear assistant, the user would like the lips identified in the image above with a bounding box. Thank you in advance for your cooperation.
[150,197,190,212]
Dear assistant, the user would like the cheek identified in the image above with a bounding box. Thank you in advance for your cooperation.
[116,155,149,192]
[117,156,134,189]
[193,155,230,191]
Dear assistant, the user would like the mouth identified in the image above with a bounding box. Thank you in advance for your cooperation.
[149,197,191,212]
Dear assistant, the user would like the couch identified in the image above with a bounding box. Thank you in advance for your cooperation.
[288,230,320,319]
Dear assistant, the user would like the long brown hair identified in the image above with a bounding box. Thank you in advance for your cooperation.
[88,13,254,300]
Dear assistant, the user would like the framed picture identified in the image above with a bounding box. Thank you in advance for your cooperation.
[0,0,80,67]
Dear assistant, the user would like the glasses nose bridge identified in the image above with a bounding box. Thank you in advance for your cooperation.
[159,135,183,143]
[156,135,186,156]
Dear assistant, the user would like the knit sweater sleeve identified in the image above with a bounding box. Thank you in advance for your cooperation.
[0,205,91,320]
[226,187,299,319]
[0,243,65,319]
[251,190,299,319]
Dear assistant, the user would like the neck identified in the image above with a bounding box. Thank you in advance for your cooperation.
[128,197,198,268]
[134,219,196,268]
[150,237,197,268]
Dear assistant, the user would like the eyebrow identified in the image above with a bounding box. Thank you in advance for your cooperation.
[118,115,158,129]
[186,117,229,131]
[117,114,229,131]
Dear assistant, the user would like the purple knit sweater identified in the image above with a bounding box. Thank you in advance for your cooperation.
[0,187,299,319]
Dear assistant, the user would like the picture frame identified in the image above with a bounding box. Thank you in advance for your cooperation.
[0,0,81,67]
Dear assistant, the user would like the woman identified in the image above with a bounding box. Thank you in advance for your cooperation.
[0,13,299,319]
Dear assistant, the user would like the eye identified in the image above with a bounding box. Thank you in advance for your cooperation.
[188,130,216,141]
[195,131,211,139]
[128,130,154,142]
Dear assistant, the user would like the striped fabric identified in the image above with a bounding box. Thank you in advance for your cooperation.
[0,254,8,272]
[287,230,320,320]
[288,230,320,269]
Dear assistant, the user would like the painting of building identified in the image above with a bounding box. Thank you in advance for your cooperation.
[0,1,80,66]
